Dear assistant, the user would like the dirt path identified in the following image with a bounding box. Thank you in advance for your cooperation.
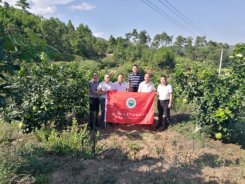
[48,115,245,184]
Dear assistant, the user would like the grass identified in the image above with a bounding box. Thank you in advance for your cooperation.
[0,108,245,183]
[169,121,211,148]
[0,121,15,145]
[0,118,103,183]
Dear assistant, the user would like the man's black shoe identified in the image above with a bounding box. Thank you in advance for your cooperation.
[90,126,97,131]
[166,119,170,127]
[108,123,114,128]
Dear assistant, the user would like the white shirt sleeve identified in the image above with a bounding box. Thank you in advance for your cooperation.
[97,82,102,90]
[157,85,160,93]
[169,85,173,93]
[113,82,117,91]
[126,82,129,90]
[111,83,116,91]
[138,83,142,92]
[152,83,156,91]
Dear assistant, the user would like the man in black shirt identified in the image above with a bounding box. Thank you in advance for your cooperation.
[127,64,144,92]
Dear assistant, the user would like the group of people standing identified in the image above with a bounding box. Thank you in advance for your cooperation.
[88,64,173,130]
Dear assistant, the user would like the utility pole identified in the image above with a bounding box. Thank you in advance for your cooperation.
[219,49,223,75]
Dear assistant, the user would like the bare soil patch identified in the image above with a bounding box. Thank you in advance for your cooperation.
[1,114,245,184]
[47,115,245,184]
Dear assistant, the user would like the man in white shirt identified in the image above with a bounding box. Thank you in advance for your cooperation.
[156,75,173,129]
[138,74,156,92]
[114,73,129,92]
[114,73,129,126]
[97,73,116,128]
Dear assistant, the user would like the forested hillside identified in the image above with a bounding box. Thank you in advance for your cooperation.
[1,2,231,69]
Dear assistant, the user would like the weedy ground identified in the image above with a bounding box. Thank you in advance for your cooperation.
[0,114,245,184]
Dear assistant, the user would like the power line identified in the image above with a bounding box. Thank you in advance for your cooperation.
[158,0,206,38]
[142,0,197,37]
[164,0,213,40]
[146,0,198,37]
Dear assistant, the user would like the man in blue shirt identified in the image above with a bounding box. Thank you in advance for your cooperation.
[127,64,144,92]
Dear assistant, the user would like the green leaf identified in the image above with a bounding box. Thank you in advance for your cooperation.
[38,39,47,46]
[47,45,58,51]
[19,52,32,62]
[1,64,16,74]
[45,48,55,61]
[3,35,15,51]
[0,96,6,108]
[29,31,39,44]
[32,56,42,62]
[29,48,39,58]
[0,45,5,59]
[0,74,9,81]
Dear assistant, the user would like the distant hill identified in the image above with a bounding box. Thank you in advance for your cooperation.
[228,45,234,52]
[95,37,107,42]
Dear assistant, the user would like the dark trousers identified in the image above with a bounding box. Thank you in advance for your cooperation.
[157,100,170,125]
[89,98,99,129]
[100,98,106,128]
[130,87,138,92]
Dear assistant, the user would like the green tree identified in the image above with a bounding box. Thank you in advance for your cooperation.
[152,47,175,70]
[138,30,151,45]
[0,28,56,108]
[173,35,186,55]
[195,36,207,48]
[67,19,75,31]
[15,0,30,11]
[107,35,116,53]
[152,32,173,48]
[185,36,193,47]
[94,39,107,58]
[131,29,138,43]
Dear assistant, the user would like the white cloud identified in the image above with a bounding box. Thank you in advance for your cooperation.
[93,32,104,38]
[75,16,79,19]
[68,2,96,11]
[36,6,57,15]
[6,0,75,17]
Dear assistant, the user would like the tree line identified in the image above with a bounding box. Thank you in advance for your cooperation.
[1,1,231,69]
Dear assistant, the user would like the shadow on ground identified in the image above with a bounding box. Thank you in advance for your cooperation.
[48,151,244,184]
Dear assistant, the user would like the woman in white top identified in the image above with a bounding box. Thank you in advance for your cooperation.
[156,75,173,129]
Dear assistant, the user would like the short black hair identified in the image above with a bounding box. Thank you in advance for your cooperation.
[161,75,167,80]
[118,73,124,77]
[93,72,98,76]
[104,73,111,77]
[132,64,138,68]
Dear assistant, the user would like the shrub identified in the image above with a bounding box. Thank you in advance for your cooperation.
[172,45,245,141]
[1,61,90,133]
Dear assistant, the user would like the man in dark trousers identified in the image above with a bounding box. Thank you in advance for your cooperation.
[97,73,115,129]
[156,75,173,130]
[89,72,103,130]
[127,64,144,92]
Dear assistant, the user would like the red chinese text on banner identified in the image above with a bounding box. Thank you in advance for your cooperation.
[106,91,155,124]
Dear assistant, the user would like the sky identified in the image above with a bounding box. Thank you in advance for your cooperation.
[6,0,245,45]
